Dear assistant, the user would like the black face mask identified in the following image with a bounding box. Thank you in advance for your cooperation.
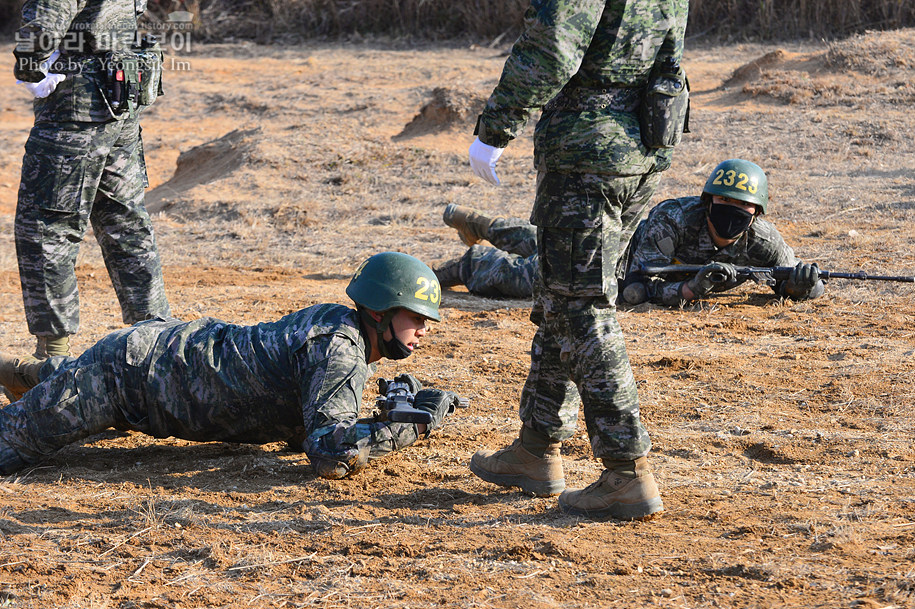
[708,204,755,240]
[381,335,413,360]
[361,308,414,361]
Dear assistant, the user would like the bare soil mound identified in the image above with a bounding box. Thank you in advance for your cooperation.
[394,86,485,140]
[146,127,262,213]
[729,27,915,105]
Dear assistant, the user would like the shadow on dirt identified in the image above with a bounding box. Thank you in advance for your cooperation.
[440,290,531,312]
[16,441,315,492]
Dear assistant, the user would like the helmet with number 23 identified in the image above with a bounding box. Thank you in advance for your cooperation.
[347,252,441,321]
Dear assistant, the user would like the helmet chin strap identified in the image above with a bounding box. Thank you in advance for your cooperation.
[360,308,412,360]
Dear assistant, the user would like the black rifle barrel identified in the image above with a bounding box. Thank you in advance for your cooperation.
[638,265,915,283]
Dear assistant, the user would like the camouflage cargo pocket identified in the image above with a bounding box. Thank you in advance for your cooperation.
[21,145,89,214]
[539,226,613,297]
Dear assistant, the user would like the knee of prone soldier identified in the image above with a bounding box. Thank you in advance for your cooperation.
[0,442,26,475]
[621,282,648,305]
[308,455,364,479]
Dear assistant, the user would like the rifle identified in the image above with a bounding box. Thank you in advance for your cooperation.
[638,264,915,287]
[375,377,469,424]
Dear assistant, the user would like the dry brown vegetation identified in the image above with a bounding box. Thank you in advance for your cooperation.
[139,0,915,41]
[0,25,914,609]
[732,29,915,106]
[4,0,911,41]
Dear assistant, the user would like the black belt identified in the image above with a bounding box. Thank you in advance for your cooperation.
[543,87,642,113]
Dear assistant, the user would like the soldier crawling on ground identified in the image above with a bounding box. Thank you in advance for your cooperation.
[0,253,461,479]
[435,202,649,299]
[617,159,824,306]
[434,203,539,299]
[435,160,824,307]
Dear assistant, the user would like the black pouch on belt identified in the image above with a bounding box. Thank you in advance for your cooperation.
[639,57,690,149]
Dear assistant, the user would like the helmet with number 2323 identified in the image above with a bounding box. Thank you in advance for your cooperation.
[702,159,769,214]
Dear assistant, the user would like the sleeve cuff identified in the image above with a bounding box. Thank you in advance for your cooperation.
[474,115,512,149]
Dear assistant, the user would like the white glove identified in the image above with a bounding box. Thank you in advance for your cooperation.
[469,137,505,186]
[18,73,66,99]
[17,50,66,99]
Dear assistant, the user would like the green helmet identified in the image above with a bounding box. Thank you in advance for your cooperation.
[702,159,769,213]
[346,252,441,322]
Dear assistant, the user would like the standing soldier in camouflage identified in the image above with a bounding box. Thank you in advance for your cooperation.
[619,159,825,305]
[0,253,460,479]
[12,0,170,360]
[466,0,689,520]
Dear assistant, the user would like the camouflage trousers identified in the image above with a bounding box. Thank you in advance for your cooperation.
[15,116,170,337]
[0,318,308,474]
[0,321,166,473]
[519,171,661,460]
[459,195,655,299]
[461,218,539,298]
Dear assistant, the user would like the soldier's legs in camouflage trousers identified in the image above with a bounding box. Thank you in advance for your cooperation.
[518,291,651,459]
[0,327,145,474]
[617,173,661,253]
[462,244,538,299]
[519,171,659,458]
[486,218,539,258]
[0,354,108,473]
[15,117,170,338]
[615,172,662,279]
[92,119,170,324]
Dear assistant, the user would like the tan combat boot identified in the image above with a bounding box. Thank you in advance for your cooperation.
[469,426,565,496]
[0,354,44,402]
[34,335,71,360]
[558,456,663,521]
[443,204,495,247]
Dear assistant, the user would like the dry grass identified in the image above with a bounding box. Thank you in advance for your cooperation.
[825,27,915,72]
[135,0,915,42]
[3,0,915,40]
[688,0,915,40]
[739,29,915,106]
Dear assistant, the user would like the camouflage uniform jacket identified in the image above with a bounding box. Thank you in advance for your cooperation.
[14,0,146,122]
[125,304,422,476]
[623,196,799,304]
[476,0,689,176]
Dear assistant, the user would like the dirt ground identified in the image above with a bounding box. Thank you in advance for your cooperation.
[1,28,914,609]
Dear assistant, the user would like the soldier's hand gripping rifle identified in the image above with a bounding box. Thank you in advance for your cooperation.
[375,376,469,425]
[638,264,915,287]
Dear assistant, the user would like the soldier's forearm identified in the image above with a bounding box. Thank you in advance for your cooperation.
[479,0,603,145]
[14,0,77,81]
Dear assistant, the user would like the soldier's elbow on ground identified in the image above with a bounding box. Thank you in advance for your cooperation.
[620,282,648,305]
[308,454,366,479]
